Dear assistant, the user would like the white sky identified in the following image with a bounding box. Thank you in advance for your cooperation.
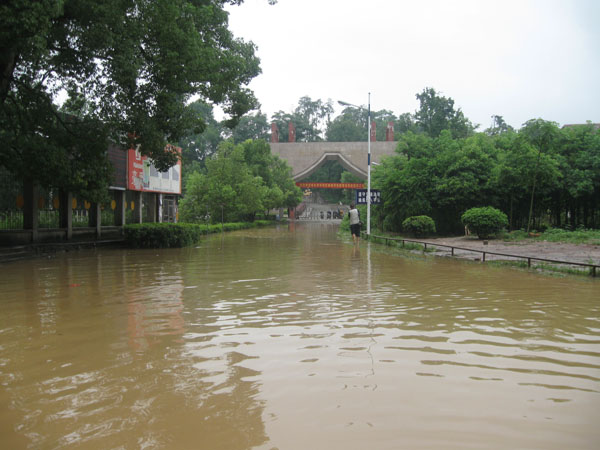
[225,0,599,130]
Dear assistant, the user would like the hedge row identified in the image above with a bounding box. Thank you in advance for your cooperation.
[123,220,273,248]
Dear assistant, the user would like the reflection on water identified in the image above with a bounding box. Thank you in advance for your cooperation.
[1,223,599,449]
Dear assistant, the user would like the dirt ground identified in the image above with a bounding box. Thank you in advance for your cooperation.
[414,235,600,266]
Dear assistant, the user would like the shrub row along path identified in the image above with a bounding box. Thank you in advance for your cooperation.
[414,236,600,266]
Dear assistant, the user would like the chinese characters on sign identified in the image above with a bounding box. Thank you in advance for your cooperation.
[356,189,382,205]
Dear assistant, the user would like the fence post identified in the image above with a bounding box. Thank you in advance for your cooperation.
[23,179,39,242]
[114,190,126,227]
[59,190,73,240]
[90,203,101,238]
[134,191,143,224]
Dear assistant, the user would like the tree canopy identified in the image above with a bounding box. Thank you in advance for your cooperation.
[0,0,261,200]
[414,87,476,138]
[179,139,301,223]
[371,121,600,233]
[272,96,333,142]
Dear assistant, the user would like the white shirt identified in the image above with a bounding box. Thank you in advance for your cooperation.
[349,208,360,225]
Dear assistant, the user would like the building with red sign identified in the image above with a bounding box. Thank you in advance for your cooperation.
[107,145,182,225]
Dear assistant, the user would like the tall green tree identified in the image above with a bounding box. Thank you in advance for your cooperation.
[520,119,560,231]
[229,111,270,144]
[414,87,476,139]
[180,142,264,223]
[555,123,600,228]
[179,139,301,223]
[375,131,498,233]
[326,106,397,142]
[490,133,560,230]
[396,112,419,135]
[0,0,262,201]
[272,96,333,142]
[485,115,515,136]
[326,107,367,142]
[239,139,302,210]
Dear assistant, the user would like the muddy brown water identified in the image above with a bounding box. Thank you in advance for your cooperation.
[1,223,599,449]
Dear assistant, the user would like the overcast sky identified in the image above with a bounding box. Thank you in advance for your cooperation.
[225,0,599,130]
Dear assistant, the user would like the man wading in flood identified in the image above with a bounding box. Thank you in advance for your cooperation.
[348,203,361,244]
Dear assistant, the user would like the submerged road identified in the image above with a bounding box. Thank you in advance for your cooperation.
[1,223,599,449]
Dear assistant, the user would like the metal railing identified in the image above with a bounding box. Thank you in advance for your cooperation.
[364,233,599,277]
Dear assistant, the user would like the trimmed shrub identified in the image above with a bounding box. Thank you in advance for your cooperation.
[124,220,274,248]
[402,215,436,237]
[461,207,508,239]
[124,223,201,248]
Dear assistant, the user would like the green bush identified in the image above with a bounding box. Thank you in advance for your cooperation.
[461,207,508,239]
[123,220,274,248]
[124,223,199,248]
[402,215,436,237]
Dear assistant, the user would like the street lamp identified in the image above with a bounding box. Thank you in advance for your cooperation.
[337,93,371,236]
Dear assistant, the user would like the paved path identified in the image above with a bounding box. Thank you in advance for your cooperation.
[418,236,600,265]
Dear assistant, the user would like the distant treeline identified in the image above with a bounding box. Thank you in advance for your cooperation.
[175,89,599,234]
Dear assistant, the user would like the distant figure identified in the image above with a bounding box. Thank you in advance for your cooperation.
[348,202,361,244]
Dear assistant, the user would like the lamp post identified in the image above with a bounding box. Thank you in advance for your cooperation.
[338,93,372,236]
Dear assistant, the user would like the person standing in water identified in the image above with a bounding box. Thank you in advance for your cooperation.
[348,203,361,244]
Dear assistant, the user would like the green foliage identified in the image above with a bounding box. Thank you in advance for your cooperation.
[326,106,398,142]
[229,111,270,144]
[414,87,476,138]
[485,115,514,136]
[374,131,497,234]
[372,118,600,234]
[461,207,508,239]
[124,223,202,248]
[402,215,436,237]
[178,100,224,171]
[1,0,261,199]
[179,139,301,223]
[124,220,273,248]
[272,96,333,142]
[339,213,350,232]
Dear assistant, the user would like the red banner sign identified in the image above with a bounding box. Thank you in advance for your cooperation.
[296,182,365,189]
[127,146,182,194]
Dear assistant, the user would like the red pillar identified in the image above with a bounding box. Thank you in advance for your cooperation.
[288,122,296,142]
[270,123,279,143]
[386,121,395,141]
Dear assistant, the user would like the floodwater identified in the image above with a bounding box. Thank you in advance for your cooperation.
[1,223,599,450]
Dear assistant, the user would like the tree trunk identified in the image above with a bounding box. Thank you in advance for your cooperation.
[0,48,18,105]
[526,180,537,233]
[526,148,543,233]
[509,195,514,231]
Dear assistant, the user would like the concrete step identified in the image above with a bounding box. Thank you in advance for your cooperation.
[0,239,124,264]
